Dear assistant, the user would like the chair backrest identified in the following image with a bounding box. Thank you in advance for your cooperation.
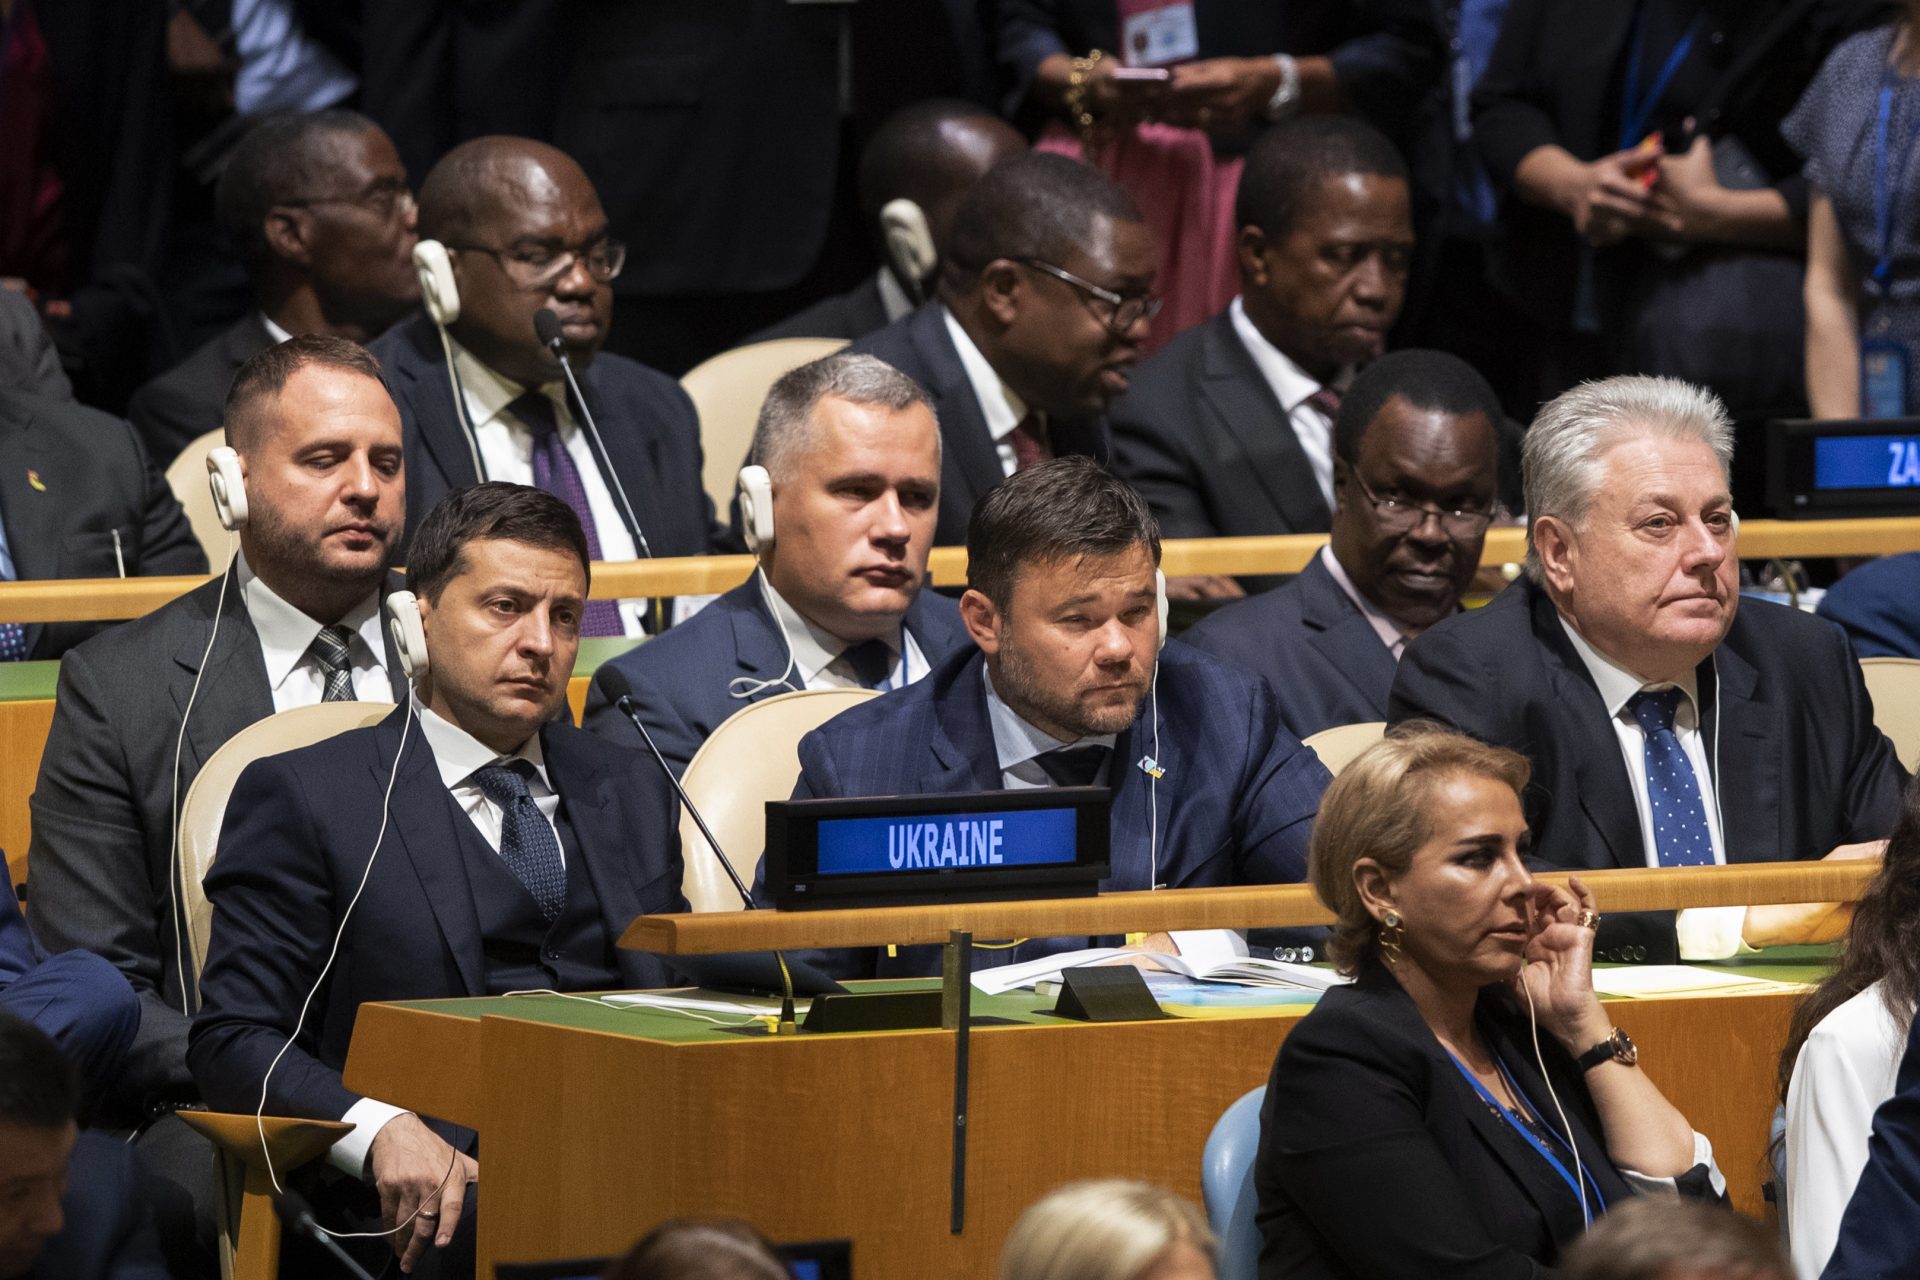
[677,688,879,913]
[680,337,849,513]
[1861,657,1920,771]
[179,702,391,988]
[1203,1085,1267,1280]
[164,427,232,569]
[1301,721,1387,778]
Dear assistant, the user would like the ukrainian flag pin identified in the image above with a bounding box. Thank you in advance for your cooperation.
[26,470,44,492]
[1136,755,1165,780]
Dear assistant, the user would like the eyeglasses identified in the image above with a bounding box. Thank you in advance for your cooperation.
[445,236,627,287]
[1350,473,1499,537]
[283,181,416,223]
[1017,258,1162,335]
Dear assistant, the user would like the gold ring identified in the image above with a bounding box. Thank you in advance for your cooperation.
[1577,909,1600,931]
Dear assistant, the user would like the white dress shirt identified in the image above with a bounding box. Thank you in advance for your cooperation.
[1228,295,1352,510]
[1317,545,1411,660]
[237,554,393,711]
[942,307,1032,479]
[1785,980,1906,1280]
[1558,614,1747,960]
[762,576,926,692]
[449,338,647,636]
[981,663,1117,790]
[330,700,559,1176]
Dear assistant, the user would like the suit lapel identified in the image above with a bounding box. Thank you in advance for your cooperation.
[394,318,483,490]
[1701,643,1776,859]
[170,573,276,778]
[923,653,1009,793]
[567,367,659,551]
[540,725,654,980]
[1199,315,1328,531]
[1530,587,1642,870]
[903,591,966,666]
[379,711,487,996]
[915,310,1009,511]
[1297,557,1398,716]
[0,400,57,582]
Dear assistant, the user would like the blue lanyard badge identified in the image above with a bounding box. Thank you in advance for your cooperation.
[1873,76,1919,293]
[1619,9,1704,152]
[1446,1047,1604,1226]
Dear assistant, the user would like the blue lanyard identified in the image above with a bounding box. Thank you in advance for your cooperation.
[1873,73,1918,291]
[1445,1046,1605,1225]
[1619,7,1704,151]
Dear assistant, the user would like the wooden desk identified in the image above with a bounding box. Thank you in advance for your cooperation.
[344,957,1819,1277]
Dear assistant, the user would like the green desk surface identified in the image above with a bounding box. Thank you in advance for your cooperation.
[382,947,1836,1047]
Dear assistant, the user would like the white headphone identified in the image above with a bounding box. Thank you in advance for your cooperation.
[738,464,775,554]
[207,446,248,531]
[413,239,460,326]
[385,589,429,682]
[1147,568,1167,889]
[879,198,936,304]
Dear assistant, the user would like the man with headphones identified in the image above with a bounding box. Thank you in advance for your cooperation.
[27,336,411,1271]
[371,135,730,635]
[584,352,969,774]
[784,457,1331,978]
[190,484,685,1279]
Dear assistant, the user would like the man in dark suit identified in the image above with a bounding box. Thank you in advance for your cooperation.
[1187,350,1502,740]
[751,101,1027,345]
[587,354,966,773]
[1823,1006,1920,1280]
[0,387,207,660]
[1111,117,1414,599]
[787,458,1331,976]
[1818,552,1920,661]
[28,337,411,1267]
[1391,375,1907,963]
[0,291,71,402]
[191,484,685,1279]
[127,110,422,467]
[0,1011,169,1280]
[370,137,728,607]
[0,889,137,1113]
[848,154,1155,547]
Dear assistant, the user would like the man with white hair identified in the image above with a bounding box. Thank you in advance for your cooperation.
[1390,374,1906,963]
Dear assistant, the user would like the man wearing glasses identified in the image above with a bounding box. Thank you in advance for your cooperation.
[372,136,728,630]
[129,110,422,467]
[1186,349,1503,740]
[1111,116,1415,598]
[848,151,1158,547]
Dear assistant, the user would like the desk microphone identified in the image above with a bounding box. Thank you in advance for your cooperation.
[273,1188,381,1280]
[533,308,654,560]
[594,666,798,1032]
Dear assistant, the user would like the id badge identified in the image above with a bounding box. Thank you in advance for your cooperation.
[1117,0,1199,67]
[1863,335,1910,419]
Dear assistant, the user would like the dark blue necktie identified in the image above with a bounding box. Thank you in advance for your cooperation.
[1626,688,1715,868]
[470,760,567,922]
[1036,745,1111,788]
[837,638,896,690]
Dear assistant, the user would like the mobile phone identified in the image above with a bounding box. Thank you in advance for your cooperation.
[1111,67,1173,83]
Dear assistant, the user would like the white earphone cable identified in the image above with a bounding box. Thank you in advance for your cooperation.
[168,534,238,1018]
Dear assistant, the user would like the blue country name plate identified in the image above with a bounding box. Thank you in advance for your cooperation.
[766,788,1111,911]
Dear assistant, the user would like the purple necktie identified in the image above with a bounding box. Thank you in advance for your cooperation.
[509,391,623,637]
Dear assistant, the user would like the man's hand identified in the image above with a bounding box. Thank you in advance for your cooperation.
[1163,57,1282,132]
[368,1113,479,1274]
[1740,840,1884,950]
[1162,574,1246,602]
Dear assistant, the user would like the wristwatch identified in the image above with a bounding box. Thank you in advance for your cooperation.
[1576,1026,1638,1072]
[1266,54,1301,123]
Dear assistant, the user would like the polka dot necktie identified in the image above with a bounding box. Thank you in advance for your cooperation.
[1627,688,1715,868]
[1035,745,1112,788]
[470,760,568,922]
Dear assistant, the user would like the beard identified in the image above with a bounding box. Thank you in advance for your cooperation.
[992,637,1149,741]
[246,503,393,597]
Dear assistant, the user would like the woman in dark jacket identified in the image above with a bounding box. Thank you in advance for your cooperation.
[1255,723,1720,1279]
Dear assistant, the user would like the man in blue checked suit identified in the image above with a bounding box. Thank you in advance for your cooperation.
[786,457,1332,977]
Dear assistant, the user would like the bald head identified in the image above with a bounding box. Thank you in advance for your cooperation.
[418,136,593,246]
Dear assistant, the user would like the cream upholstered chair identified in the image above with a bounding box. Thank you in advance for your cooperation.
[164,427,232,568]
[677,687,879,912]
[681,337,848,512]
[1861,657,1920,771]
[1301,721,1388,778]
[175,701,390,1280]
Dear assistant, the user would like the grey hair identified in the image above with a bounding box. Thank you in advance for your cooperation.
[1522,374,1733,581]
[748,352,940,481]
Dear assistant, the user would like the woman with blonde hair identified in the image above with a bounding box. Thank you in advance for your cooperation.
[1255,722,1720,1278]
[1001,1179,1216,1280]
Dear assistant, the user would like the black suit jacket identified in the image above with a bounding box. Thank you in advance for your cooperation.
[1389,577,1908,959]
[0,387,206,659]
[1257,965,1644,1280]
[1110,310,1329,587]
[0,289,72,401]
[369,314,728,559]
[747,274,896,345]
[26,571,408,1108]
[1184,553,1398,740]
[848,305,1112,546]
[1823,1006,1920,1279]
[188,709,684,1122]
[584,579,970,776]
[125,315,272,467]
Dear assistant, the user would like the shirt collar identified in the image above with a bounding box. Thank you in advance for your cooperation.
[448,335,564,433]
[1228,295,1350,413]
[941,305,1030,444]
[237,551,386,695]
[1556,609,1700,720]
[980,660,1117,772]
[260,313,294,345]
[1317,545,1411,658]
[760,575,899,685]
[876,267,915,324]
[414,696,550,794]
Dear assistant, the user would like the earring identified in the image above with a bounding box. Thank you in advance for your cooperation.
[1378,909,1404,965]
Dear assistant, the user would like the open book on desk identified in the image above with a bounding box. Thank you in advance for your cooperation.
[971,943,1348,997]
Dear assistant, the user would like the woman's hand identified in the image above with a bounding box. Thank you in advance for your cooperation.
[1511,875,1611,1053]
[1162,57,1282,132]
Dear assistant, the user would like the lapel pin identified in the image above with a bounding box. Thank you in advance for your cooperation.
[26,470,44,492]
[1136,755,1165,780]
